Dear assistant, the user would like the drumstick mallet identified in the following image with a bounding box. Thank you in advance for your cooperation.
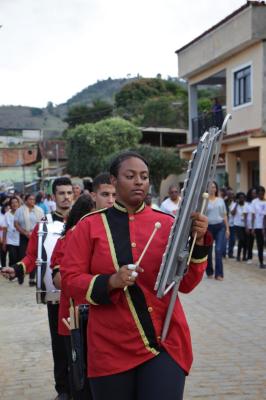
[187,192,209,266]
[69,298,76,330]
[124,222,161,291]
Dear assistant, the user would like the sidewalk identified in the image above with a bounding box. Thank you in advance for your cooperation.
[0,258,266,399]
[183,258,266,399]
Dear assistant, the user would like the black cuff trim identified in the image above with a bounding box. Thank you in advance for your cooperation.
[191,244,209,259]
[13,264,25,285]
[52,269,59,280]
[91,274,112,305]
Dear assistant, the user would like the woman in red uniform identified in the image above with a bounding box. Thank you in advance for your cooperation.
[61,151,210,400]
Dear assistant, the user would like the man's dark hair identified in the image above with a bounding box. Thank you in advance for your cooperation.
[109,151,149,178]
[52,177,72,195]
[92,172,111,192]
[256,185,265,195]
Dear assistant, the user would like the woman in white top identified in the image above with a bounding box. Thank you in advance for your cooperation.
[14,193,44,285]
[231,192,247,262]
[243,188,257,263]
[2,197,20,266]
[0,203,9,268]
[206,181,229,280]
[251,186,266,268]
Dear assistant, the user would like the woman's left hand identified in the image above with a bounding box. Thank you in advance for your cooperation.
[191,212,208,245]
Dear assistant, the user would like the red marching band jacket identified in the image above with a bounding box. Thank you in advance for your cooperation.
[61,202,212,378]
[50,228,87,336]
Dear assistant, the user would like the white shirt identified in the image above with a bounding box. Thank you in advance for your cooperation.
[251,198,266,229]
[44,199,56,213]
[228,201,236,227]
[160,197,181,216]
[233,202,247,227]
[0,213,5,241]
[243,202,253,229]
[3,211,19,246]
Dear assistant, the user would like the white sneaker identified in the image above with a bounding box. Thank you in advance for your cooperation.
[246,260,253,264]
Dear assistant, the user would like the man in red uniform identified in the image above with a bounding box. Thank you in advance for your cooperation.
[1,177,74,400]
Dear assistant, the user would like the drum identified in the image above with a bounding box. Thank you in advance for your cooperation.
[36,220,64,304]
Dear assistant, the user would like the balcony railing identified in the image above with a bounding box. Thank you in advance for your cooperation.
[192,110,225,143]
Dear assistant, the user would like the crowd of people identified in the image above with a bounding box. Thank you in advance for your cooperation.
[158,182,266,281]
[0,161,265,400]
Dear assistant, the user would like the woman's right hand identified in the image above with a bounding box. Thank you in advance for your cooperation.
[108,265,144,290]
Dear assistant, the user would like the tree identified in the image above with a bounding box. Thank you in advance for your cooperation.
[65,117,142,177]
[115,78,188,127]
[64,104,91,128]
[65,101,113,128]
[46,101,54,115]
[141,96,187,128]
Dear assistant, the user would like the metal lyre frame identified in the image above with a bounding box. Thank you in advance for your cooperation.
[154,114,232,341]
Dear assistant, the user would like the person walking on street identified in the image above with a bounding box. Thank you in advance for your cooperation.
[231,192,248,262]
[251,186,266,268]
[244,188,257,264]
[2,196,20,268]
[206,181,229,280]
[160,184,181,216]
[14,194,44,286]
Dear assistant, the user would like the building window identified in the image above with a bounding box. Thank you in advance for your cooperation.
[233,65,251,107]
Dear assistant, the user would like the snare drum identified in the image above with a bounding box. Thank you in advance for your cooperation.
[36,220,64,304]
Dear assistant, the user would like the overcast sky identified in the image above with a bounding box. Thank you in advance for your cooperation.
[0,0,245,107]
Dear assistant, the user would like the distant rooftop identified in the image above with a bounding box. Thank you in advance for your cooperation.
[176,1,266,54]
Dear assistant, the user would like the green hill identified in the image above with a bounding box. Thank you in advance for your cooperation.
[0,78,136,131]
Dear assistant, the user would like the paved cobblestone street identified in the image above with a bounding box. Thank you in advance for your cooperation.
[0,258,266,400]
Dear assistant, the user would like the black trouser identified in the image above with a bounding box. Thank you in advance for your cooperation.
[254,229,264,265]
[19,234,36,280]
[64,336,93,400]
[0,243,7,268]
[7,244,20,265]
[235,226,247,260]
[90,351,186,400]
[47,303,70,396]
[246,229,254,260]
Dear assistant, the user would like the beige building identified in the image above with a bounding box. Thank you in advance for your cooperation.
[176,1,266,192]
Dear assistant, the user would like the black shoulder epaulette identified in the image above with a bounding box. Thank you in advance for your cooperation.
[79,208,107,222]
[152,208,175,219]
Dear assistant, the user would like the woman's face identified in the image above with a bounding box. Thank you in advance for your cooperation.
[210,183,217,196]
[26,195,35,208]
[111,157,149,208]
[10,198,19,211]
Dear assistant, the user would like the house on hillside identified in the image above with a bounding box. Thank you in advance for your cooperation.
[0,145,41,192]
[176,1,266,192]
[140,127,187,147]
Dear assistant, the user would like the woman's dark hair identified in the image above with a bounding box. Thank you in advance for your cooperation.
[62,194,94,235]
[25,193,35,202]
[246,187,256,202]
[210,181,219,197]
[9,196,20,207]
[256,185,265,195]
[109,151,149,178]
